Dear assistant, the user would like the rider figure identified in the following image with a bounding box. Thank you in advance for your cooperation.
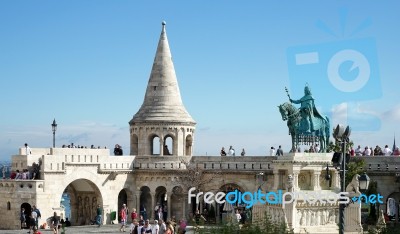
[290,85,315,133]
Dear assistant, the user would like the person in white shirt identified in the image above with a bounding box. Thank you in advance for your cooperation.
[25,143,31,155]
[355,145,363,156]
[235,210,241,223]
[314,144,320,153]
[269,147,275,156]
[159,220,166,234]
[228,146,235,156]
[384,145,392,156]
[363,146,371,156]
[152,220,159,234]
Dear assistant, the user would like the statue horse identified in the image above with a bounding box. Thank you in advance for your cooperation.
[278,102,330,153]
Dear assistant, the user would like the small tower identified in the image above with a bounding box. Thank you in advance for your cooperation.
[129,22,196,156]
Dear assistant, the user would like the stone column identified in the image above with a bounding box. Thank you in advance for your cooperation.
[167,192,172,221]
[344,201,363,233]
[151,192,155,220]
[160,136,164,156]
[135,191,141,216]
[273,169,279,190]
[293,171,299,190]
[313,171,321,190]
[182,193,187,220]
[333,170,340,189]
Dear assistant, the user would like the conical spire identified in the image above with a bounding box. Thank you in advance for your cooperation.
[130,22,195,124]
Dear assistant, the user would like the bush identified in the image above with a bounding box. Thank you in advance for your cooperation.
[194,211,293,234]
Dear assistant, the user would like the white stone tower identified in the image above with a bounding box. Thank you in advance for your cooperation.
[129,22,196,156]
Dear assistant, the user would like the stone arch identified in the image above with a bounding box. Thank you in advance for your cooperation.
[150,134,161,155]
[185,134,193,156]
[386,192,400,219]
[21,202,32,225]
[140,186,151,220]
[130,134,139,155]
[118,189,128,222]
[155,186,168,220]
[218,183,245,220]
[62,179,103,226]
[164,134,174,156]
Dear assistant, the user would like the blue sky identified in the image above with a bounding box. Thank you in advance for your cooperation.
[1,1,399,161]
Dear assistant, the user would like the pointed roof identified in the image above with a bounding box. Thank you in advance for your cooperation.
[130,22,196,125]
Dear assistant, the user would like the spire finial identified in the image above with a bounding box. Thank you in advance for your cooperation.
[161,21,166,33]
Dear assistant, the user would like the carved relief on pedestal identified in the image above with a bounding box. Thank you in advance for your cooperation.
[319,171,330,190]
[298,172,310,190]
[296,204,338,227]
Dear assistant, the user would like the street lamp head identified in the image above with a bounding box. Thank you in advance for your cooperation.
[333,124,351,141]
[52,119,57,132]
[358,172,370,192]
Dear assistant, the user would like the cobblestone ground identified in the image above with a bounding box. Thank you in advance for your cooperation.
[0,225,196,234]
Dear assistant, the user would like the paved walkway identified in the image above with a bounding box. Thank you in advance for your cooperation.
[0,225,196,234]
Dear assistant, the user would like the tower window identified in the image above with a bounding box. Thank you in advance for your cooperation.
[153,86,157,91]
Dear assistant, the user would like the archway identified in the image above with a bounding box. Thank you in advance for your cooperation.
[155,186,167,220]
[151,135,160,155]
[62,179,103,226]
[164,135,174,155]
[140,186,151,220]
[118,189,128,222]
[218,183,244,223]
[386,192,400,221]
[20,203,32,229]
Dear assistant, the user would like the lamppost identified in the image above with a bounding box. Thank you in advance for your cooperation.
[332,124,351,234]
[256,172,265,191]
[51,119,57,148]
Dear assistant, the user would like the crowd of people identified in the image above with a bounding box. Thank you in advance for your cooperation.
[352,144,400,156]
[220,146,246,156]
[116,204,185,234]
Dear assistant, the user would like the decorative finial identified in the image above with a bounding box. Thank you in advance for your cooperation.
[162,21,166,26]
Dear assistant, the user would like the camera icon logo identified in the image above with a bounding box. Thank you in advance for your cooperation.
[287,38,381,131]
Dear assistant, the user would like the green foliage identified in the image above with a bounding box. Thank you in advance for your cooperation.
[194,211,293,234]
[327,140,354,153]
[368,225,400,234]
[345,158,365,188]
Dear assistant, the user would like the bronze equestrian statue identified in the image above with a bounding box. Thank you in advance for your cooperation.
[278,85,330,153]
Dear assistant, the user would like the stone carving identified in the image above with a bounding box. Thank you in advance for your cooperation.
[345,174,361,196]
[287,174,294,192]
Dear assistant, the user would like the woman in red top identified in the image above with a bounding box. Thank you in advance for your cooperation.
[119,204,127,232]
[131,208,138,222]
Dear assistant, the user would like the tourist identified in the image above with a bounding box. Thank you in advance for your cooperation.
[131,208,138,223]
[32,205,41,229]
[314,144,320,152]
[235,209,241,223]
[114,144,123,156]
[152,220,160,234]
[276,145,283,156]
[394,147,400,156]
[269,146,275,156]
[363,146,371,156]
[120,204,128,232]
[220,147,226,156]
[384,145,392,156]
[25,143,31,155]
[96,204,102,227]
[228,146,235,156]
[143,219,152,233]
[51,212,60,234]
[159,220,166,234]
[355,145,362,156]
[241,148,245,156]
[20,207,26,229]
